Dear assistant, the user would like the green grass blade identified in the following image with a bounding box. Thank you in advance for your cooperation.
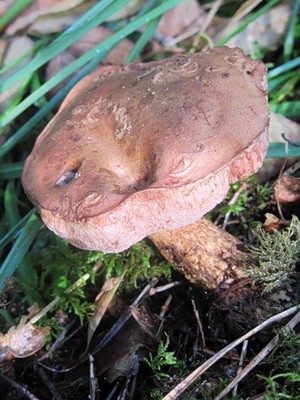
[268,57,300,79]
[1,74,33,120]
[0,162,23,180]
[0,0,130,91]
[0,209,35,252]
[126,0,161,63]
[216,0,280,46]
[270,101,300,118]
[0,0,182,128]
[267,142,300,159]
[0,0,34,31]
[0,213,42,293]
[126,17,161,63]
[268,71,299,92]
[0,40,45,75]
[4,182,38,301]
[4,181,20,227]
[269,74,300,104]
[283,0,300,60]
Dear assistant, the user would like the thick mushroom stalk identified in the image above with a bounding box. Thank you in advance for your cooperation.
[22,47,269,269]
[149,219,246,290]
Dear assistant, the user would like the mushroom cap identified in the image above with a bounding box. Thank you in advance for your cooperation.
[22,47,269,252]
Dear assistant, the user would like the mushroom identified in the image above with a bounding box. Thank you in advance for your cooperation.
[22,47,269,289]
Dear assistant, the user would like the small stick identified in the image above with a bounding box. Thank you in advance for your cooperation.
[199,0,224,34]
[214,311,300,400]
[214,182,247,227]
[222,182,248,229]
[162,305,299,400]
[191,299,206,349]
[218,0,263,39]
[282,160,300,176]
[149,281,180,295]
[36,366,63,400]
[0,370,40,400]
[30,261,102,324]
[157,294,173,338]
[89,355,98,400]
[232,339,248,397]
[276,159,300,221]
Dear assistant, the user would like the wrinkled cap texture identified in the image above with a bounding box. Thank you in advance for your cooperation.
[22,47,269,252]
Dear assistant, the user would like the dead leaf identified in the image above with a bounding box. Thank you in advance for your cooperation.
[46,27,140,95]
[0,36,34,113]
[263,213,287,233]
[215,2,292,54]
[0,0,15,20]
[106,0,146,21]
[86,277,122,350]
[0,316,49,362]
[269,112,300,144]
[6,0,93,35]
[97,307,157,382]
[274,176,300,204]
[45,51,76,92]
[69,26,140,65]
[28,1,97,34]
[257,113,300,183]
[157,0,205,38]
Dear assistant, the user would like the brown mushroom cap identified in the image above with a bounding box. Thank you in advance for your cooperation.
[22,47,269,252]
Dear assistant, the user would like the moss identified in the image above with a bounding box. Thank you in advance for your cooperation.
[247,216,300,293]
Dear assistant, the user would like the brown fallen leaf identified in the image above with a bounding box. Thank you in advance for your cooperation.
[106,0,146,21]
[257,112,300,183]
[274,176,300,204]
[45,51,76,89]
[214,2,292,54]
[46,26,140,94]
[157,0,206,38]
[28,1,97,34]
[68,26,140,65]
[86,276,122,350]
[6,0,93,35]
[0,0,15,20]
[263,213,287,233]
[0,36,34,113]
[0,316,49,362]
[66,305,157,384]
[94,306,157,383]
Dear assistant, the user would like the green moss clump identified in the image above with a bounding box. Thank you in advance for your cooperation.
[247,216,300,293]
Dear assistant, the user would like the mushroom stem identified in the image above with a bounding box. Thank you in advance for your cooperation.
[149,218,248,291]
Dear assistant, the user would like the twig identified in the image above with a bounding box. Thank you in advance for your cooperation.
[162,305,299,400]
[36,366,62,400]
[214,181,247,227]
[191,299,206,348]
[132,278,158,306]
[214,311,300,399]
[89,354,98,400]
[282,160,300,176]
[232,0,264,21]
[37,319,77,362]
[149,281,180,295]
[222,182,248,229]
[157,294,173,338]
[29,261,102,324]
[276,139,290,221]
[199,0,224,34]
[232,339,248,397]
[91,279,158,357]
[0,370,40,400]
[217,0,264,40]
